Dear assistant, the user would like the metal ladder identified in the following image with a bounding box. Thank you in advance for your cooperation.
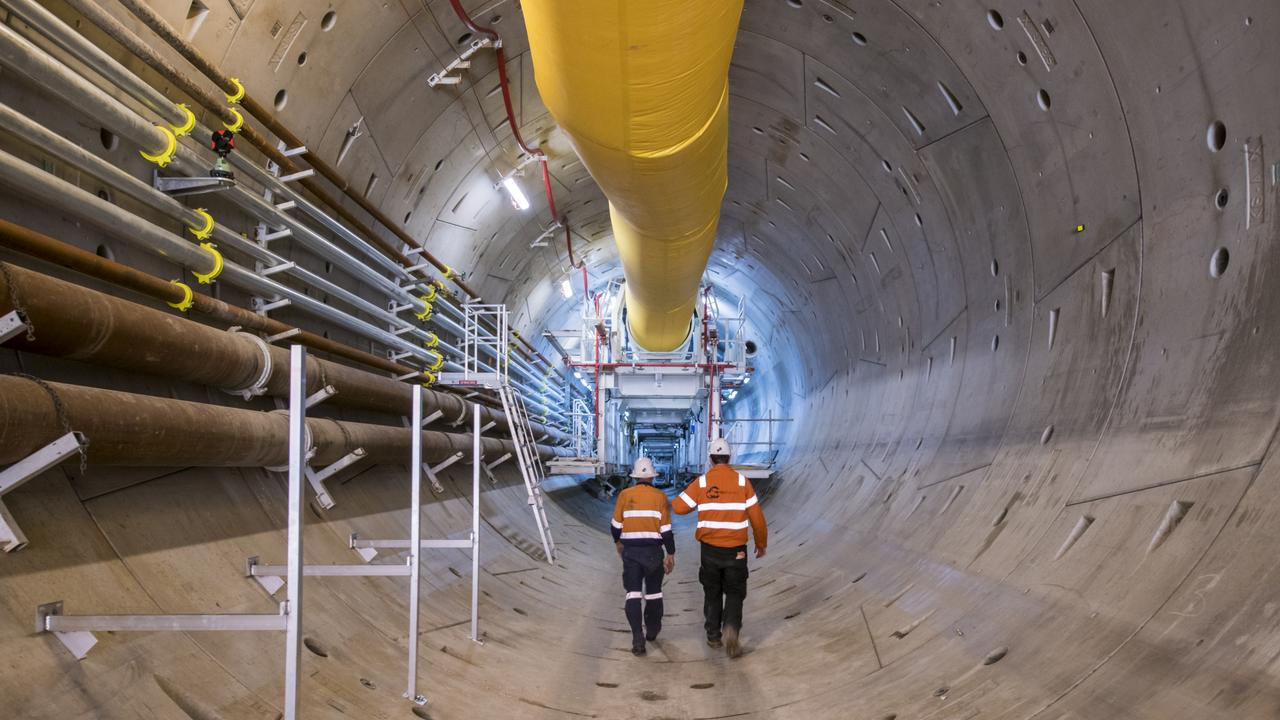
[498,384,556,564]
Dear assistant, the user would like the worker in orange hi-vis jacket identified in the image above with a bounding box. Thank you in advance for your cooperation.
[673,437,767,659]
[611,457,676,656]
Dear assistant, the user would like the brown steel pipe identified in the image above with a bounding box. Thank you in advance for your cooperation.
[0,219,531,418]
[0,375,568,467]
[0,257,569,442]
[0,217,406,375]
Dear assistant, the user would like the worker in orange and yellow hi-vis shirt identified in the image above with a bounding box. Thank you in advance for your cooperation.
[673,437,767,659]
[611,457,676,656]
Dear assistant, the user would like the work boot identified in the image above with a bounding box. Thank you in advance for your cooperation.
[631,641,646,656]
[723,625,741,659]
[706,635,723,649]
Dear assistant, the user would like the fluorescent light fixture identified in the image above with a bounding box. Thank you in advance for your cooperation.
[502,176,530,210]
[560,278,574,298]
[743,376,751,384]
[574,370,582,379]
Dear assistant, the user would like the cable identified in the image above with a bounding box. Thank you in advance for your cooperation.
[447,0,584,273]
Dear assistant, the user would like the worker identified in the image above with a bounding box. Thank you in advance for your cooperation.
[673,438,767,659]
[611,456,676,656]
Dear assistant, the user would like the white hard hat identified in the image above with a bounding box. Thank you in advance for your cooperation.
[630,457,657,479]
[709,437,732,456]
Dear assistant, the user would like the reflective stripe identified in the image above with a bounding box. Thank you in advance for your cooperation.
[625,592,643,600]
[644,593,663,600]
[678,492,697,508]
[623,510,662,519]
[738,473,746,487]
[697,520,750,530]
[699,501,747,511]
[611,519,623,529]
[659,524,672,533]
[744,495,758,508]
[620,531,663,540]
[698,475,706,488]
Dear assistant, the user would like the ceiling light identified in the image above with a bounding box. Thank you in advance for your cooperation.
[560,278,574,298]
[743,376,751,384]
[502,176,530,210]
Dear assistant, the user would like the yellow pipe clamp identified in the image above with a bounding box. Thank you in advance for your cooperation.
[192,242,224,284]
[139,124,178,167]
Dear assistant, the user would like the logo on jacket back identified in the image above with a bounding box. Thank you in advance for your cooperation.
[705,486,721,499]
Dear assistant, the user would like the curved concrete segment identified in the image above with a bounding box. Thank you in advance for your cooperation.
[0,0,1278,718]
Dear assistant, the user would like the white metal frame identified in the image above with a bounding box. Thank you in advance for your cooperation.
[0,431,86,551]
[438,303,508,389]
[344,388,487,705]
[35,344,312,719]
[0,309,28,343]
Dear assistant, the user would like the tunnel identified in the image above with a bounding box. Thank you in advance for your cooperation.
[1,0,1278,718]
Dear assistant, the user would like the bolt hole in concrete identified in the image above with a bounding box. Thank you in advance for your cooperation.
[96,188,112,202]
[321,9,336,31]
[991,258,1000,276]
[513,607,527,615]
[882,160,893,173]
[640,690,667,701]
[99,128,118,150]
[934,687,951,698]
[1210,248,1229,278]
[458,32,473,46]
[785,611,801,619]
[596,682,619,688]
[1017,51,1028,65]
[690,682,716,689]
[984,646,1010,665]
[1041,425,1054,444]
[273,89,288,111]
[490,14,502,24]
[303,637,328,657]
[752,126,765,134]
[822,14,834,23]
[1036,88,1052,111]
[786,0,802,7]
[852,31,868,46]
[296,51,307,66]
[988,9,1005,29]
[1207,121,1227,152]
[95,244,114,261]
[359,678,376,690]
[1215,188,1229,209]
[411,708,432,719]
[992,335,1000,352]
[404,211,412,223]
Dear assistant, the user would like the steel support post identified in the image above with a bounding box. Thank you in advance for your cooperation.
[283,344,306,720]
[405,385,426,705]
[471,403,482,643]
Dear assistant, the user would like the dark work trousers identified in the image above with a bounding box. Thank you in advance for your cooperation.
[699,543,749,640]
[622,545,665,644]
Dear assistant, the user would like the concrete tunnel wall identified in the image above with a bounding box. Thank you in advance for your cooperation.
[1,0,1279,718]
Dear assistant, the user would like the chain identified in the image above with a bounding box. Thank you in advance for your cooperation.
[9,373,88,474]
[0,262,35,341]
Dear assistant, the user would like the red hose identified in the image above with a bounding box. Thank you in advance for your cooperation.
[448,0,584,273]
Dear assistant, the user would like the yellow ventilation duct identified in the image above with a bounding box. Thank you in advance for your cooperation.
[523,0,743,351]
